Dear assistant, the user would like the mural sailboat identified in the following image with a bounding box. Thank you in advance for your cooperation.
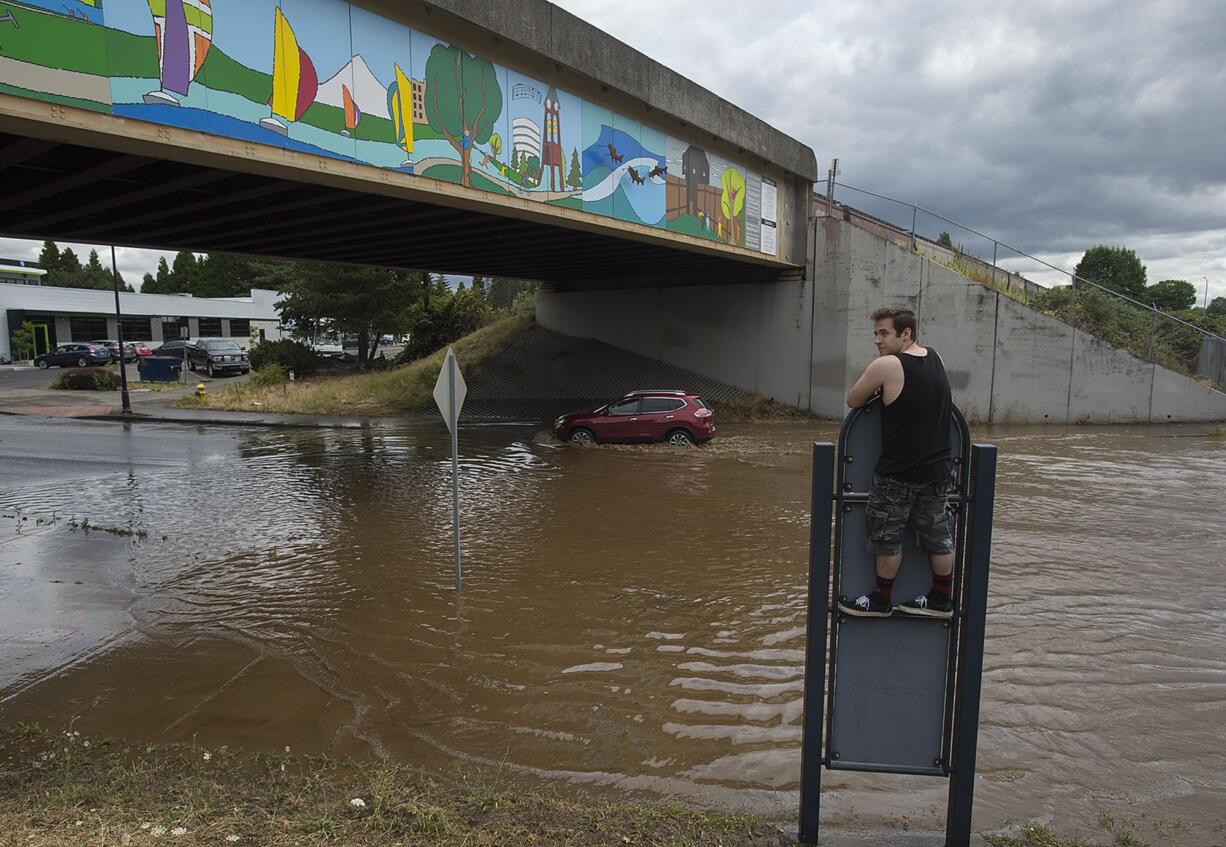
[143,0,213,107]
[341,84,361,137]
[258,6,318,137]
[386,62,414,167]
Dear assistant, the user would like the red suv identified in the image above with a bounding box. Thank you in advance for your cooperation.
[554,390,715,446]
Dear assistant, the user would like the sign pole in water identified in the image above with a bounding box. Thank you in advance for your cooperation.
[433,348,466,591]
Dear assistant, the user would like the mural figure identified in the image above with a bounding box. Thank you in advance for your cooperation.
[258,6,318,137]
[422,43,502,188]
[386,62,413,166]
[143,0,212,107]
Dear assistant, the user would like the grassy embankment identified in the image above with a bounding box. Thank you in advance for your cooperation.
[0,724,785,847]
[178,313,533,417]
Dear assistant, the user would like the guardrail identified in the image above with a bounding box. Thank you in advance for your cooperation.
[814,183,1226,393]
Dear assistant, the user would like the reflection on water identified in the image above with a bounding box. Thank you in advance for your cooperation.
[1,419,1224,838]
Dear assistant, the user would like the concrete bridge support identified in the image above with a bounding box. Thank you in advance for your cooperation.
[538,218,1226,423]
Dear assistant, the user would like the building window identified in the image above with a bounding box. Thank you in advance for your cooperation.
[120,317,153,341]
[229,319,251,337]
[162,318,188,341]
[198,318,223,337]
[70,316,108,341]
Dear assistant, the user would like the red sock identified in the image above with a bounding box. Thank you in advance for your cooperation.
[931,572,952,601]
[873,575,895,602]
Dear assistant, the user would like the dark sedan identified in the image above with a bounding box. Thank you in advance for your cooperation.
[34,343,112,369]
[188,339,250,377]
[91,340,138,363]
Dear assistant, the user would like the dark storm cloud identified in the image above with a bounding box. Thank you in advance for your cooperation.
[555,0,1226,294]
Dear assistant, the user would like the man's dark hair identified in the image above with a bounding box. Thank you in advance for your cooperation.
[871,307,917,340]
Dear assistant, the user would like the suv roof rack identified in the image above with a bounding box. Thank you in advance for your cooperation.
[625,389,688,396]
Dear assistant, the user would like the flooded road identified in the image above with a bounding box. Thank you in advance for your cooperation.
[1,416,1223,840]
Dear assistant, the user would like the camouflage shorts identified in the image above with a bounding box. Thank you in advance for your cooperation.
[865,471,956,556]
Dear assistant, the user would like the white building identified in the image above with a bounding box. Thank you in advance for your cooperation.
[511,116,541,162]
[0,284,284,361]
[0,258,47,287]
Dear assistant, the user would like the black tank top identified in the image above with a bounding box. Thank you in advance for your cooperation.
[876,349,952,482]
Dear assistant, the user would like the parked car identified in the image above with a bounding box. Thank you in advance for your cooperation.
[188,339,250,377]
[308,336,344,358]
[131,343,153,357]
[554,390,715,446]
[34,343,112,369]
[151,339,195,359]
[91,340,138,363]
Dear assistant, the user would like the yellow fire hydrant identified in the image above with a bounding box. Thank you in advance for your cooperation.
[195,383,206,401]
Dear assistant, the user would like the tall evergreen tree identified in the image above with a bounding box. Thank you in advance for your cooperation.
[37,240,61,275]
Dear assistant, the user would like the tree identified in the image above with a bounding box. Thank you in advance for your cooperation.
[1207,296,1226,318]
[141,272,156,291]
[276,262,422,368]
[9,321,37,360]
[1144,279,1197,311]
[720,166,746,245]
[37,241,61,275]
[194,253,261,298]
[470,274,487,302]
[936,231,954,249]
[567,148,582,190]
[423,43,503,187]
[1073,245,1147,299]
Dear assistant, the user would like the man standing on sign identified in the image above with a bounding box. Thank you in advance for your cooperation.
[837,307,955,620]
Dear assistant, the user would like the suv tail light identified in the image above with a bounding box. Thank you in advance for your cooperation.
[694,408,713,418]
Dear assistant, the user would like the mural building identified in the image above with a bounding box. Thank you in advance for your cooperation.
[0,0,778,256]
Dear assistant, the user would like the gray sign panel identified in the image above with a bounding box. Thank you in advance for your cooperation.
[827,399,967,774]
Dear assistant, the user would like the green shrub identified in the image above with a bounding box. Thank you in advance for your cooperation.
[49,368,121,391]
[249,362,289,387]
[248,339,317,377]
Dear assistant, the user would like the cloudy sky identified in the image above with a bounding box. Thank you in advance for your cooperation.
[552,0,1225,301]
[3,0,1222,302]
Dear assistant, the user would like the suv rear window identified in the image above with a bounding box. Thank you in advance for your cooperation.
[692,397,708,409]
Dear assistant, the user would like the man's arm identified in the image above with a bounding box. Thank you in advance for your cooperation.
[846,357,894,408]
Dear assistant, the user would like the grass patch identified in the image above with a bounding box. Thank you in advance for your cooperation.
[179,313,533,416]
[0,723,784,846]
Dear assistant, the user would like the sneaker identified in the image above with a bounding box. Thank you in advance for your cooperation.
[837,593,893,618]
[897,593,953,619]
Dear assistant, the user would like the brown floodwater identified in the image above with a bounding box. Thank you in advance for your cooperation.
[1,417,1224,841]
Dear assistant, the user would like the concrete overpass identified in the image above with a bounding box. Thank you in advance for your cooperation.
[0,0,815,288]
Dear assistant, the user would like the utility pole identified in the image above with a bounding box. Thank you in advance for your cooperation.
[826,157,838,217]
[110,246,132,414]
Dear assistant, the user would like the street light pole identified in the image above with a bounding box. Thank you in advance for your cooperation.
[110,245,132,414]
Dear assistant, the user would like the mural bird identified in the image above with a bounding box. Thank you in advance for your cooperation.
[626,165,644,185]
[607,143,623,164]
[648,164,667,180]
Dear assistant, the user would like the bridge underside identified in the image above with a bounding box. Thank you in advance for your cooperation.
[0,130,782,290]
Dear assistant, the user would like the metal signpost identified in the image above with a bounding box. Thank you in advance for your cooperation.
[433,348,466,592]
[799,399,997,846]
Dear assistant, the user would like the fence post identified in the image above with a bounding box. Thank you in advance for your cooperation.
[910,204,918,252]
[1148,308,1158,362]
[990,241,998,292]
[1068,279,1078,326]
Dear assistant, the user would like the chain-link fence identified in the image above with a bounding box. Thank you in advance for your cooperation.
[815,182,1226,393]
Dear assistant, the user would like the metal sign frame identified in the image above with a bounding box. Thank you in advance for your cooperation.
[798,399,996,847]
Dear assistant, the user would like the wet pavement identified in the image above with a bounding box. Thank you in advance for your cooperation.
[0,415,1223,842]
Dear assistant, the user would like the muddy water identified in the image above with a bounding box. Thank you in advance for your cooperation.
[1,418,1224,840]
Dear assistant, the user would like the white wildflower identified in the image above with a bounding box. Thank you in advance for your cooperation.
[141,822,151,830]
[151,824,166,837]
[73,731,80,737]
[121,835,132,845]
[203,751,212,761]
[170,826,187,836]
[83,740,90,747]
[349,798,366,808]
[74,821,82,826]
[284,746,290,753]
[226,836,240,844]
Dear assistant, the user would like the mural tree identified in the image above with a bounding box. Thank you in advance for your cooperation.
[489,132,503,160]
[720,167,746,245]
[567,148,582,190]
[424,44,503,187]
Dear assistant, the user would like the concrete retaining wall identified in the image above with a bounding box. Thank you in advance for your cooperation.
[538,219,1226,423]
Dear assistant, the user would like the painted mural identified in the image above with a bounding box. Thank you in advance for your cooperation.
[0,0,779,255]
